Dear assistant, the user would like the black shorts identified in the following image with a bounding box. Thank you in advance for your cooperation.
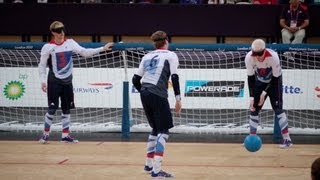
[47,81,75,111]
[253,76,283,112]
[140,89,173,133]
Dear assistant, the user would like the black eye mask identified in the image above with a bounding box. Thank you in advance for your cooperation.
[51,27,65,33]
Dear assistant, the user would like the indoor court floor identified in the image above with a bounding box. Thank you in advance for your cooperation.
[0,140,319,180]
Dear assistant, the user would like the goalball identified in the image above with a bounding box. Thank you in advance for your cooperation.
[244,134,262,152]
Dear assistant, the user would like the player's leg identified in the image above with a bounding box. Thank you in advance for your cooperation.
[249,82,265,135]
[140,89,157,173]
[281,28,293,44]
[268,76,292,148]
[151,95,173,178]
[39,81,60,144]
[292,29,306,44]
[144,130,157,173]
[60,83,77,143]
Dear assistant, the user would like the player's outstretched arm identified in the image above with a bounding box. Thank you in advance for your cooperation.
[103,42,114,51]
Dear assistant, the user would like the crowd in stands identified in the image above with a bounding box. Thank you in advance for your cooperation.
[1,0,318,44]
[2,0,319,4]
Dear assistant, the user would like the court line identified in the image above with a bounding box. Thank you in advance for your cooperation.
[58,159,69,164]
[0,162,309,169]
[96,142,104,146]
[296,154,320,157]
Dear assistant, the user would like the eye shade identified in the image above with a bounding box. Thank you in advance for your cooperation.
[51,27,65,33]
[153,37,168,42]
[251,50,264,57]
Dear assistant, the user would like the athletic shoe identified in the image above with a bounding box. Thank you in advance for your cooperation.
[279,139,293,149]
[144,165,153,173]
[61,135,79,143]
[151,170,174,178]
[39,134,49,144]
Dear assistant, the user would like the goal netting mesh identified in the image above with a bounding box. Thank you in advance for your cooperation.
[0,42,319,135]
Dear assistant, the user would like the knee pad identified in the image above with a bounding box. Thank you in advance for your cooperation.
[47,108,56,115]
[151,129,158,136]
[62,109,70,114]
[275,109,284,115]
[250,110,259,116]
[158,129,169,135]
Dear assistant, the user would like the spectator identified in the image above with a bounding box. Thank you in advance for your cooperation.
[311,157,320,180]
[280,0,309,44]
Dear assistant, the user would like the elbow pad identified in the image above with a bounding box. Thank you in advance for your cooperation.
[271,75,281,88]
[248,75,255,97]
[171,74,181,96]
[132,74,142,92]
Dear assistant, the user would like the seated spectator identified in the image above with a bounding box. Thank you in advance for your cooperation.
[311,157,320,180]
[280,0,309,44]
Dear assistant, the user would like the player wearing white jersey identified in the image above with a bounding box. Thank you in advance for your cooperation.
[132,31,182,178]
[38,21,114,144]
[245,39,292,149]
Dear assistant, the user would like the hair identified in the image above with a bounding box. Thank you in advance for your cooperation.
[311,157,320,180]
[151,30,167,49]
[49,21,64,31]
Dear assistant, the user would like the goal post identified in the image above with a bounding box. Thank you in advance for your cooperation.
[0,42,319,138]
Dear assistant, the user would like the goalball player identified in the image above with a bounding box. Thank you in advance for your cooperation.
[38,21,113,144]
[245,39,293,148]
[132,30,182,178]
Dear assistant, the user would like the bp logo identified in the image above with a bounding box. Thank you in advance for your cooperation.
[3,81,25,100]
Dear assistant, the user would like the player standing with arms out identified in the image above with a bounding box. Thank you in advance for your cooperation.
[38,21,114,144]
[245,39,293,148]
[132,30,182,178]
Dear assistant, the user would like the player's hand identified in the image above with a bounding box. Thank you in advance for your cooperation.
[249,97,255,112]
[103,42,114,51]
[288,27,297,33]
[258,91,267,106]
[41,83,47,93]
[175,100,182,115]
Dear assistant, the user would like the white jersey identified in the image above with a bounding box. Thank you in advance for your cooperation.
[136,49,179,98]
[38,39,104,84]
[245,48,282,83]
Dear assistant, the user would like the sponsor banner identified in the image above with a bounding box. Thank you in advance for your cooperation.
[1,68,319,109]
[0,68,123,108]
[184,80,245,97]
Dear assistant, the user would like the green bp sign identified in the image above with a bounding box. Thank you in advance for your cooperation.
[3,80,25,100]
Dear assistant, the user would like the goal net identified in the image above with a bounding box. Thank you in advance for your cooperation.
[0,42,319,135]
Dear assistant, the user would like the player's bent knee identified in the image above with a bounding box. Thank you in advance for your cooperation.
[48,108,57,115]
[62,109,70,114]
[151,129,158,136]
[158,129,169,134]
[250,111,259,116]
[275,109,284,115]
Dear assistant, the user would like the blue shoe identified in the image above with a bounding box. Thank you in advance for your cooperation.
[39,134,49,144]
[279,139,293,149]
[61,135,79,143]
[144,165,153,173]
[151,170,173,178]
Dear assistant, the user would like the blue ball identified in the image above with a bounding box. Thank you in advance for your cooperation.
[244,134,262,152]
